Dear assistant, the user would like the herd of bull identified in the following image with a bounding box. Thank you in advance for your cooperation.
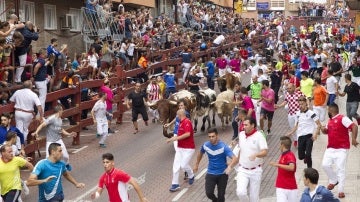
[148,74,239,138]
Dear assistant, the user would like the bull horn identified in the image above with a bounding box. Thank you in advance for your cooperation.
[210,101,215,105]
[222,100,230,104]
[169,100,178,105]
[146,101,158,107]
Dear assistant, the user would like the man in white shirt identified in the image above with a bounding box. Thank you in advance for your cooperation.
[231,118,268,202]
[9,80,43,143]
[326,69,338,105]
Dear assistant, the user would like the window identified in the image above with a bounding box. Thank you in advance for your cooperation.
[0,1,5,21]
[65,8,82,32]
[44,4,57,30]
[23,1,35,24]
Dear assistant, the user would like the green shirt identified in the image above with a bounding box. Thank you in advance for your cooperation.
[300,78,314,98]
[249,82,262,99]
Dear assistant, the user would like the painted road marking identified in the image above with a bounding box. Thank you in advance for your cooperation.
[70,172,146,201]
[195,168,207,180]
[172,188,189,202]
[172,168,207,202]
[72,146,88,154]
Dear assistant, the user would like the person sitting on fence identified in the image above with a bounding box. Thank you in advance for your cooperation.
[0,38,14,87]
[137,51,149,83]
[87,46,100,80]
[59,70,77,125]
[115,39,129,69]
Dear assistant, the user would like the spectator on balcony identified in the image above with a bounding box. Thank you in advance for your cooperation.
[33,48,50,113]
[5,14,25,44]
[9,80,43,143]
[14,21,39,84]
[0,21,16,38]
[85,0,99,34]
[46,38,66,71]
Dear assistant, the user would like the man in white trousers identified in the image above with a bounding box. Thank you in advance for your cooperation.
[32,105,76,171]
[320,103,358,199]
[9,80,44,143]
[167,109,195,192]
[180,47,192,84]
[33,48,50,113]
[14,21,39,83]
[235,117,268,202]
[92,92,112,148]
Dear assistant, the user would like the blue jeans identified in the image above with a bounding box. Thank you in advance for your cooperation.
[327,94,336,105]
[165,87,177,99]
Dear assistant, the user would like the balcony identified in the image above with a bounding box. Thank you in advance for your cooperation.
[245,0,256,11]
[287,2,301,11]
[270,0,285,10]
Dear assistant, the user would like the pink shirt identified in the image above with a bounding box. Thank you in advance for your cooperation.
[229,59,241,72]
[261,88,275,112]
[100,85,114,110]
[300,54,309,70]
[216,58,227,69]
[241,95,256,119]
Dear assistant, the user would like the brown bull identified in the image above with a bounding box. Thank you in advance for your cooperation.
[217,73,240,92]
[148,90,196,138]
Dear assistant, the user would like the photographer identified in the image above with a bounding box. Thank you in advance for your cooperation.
[14,21,39,83]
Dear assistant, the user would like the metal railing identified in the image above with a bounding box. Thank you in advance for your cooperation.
[81,7,124,44]
[270,0,285,9]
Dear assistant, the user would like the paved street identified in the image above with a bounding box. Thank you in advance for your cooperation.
[20,72,360,202]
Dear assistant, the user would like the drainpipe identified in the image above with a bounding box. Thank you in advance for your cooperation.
[15,0,20,17]
[173,0,178,24]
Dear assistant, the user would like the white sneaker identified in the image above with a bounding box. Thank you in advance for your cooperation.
[22,180,29,195]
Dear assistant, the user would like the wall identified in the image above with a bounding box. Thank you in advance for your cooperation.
[6,0,85,56]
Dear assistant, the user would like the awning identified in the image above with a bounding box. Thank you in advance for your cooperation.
[112,0,155,8]
[209,0,233,8]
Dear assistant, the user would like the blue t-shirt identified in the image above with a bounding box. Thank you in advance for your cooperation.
[200,141,234,175]
[292,57,301,69]
[34,57,47,81]
[33,159,67,202]
[164,73,176,88]
[308,55,317,69]
[206,61,215,77]
[72,60,79,70]
[181,52,192,63]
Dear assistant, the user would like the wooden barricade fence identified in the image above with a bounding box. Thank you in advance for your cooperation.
[0,31,272,162]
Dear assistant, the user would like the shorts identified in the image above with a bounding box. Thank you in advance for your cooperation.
[106,109,113,121]
[132,106,149,122]
[260,108,274,121]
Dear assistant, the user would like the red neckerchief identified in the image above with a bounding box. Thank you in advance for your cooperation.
[245,129,257,138]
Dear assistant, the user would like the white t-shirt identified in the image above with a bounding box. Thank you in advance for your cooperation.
[10,88,41,111]
[238,130,268,168]
[295,109,319,138]
[276,25,284,34]
[88,54,98,68]
[120,43,127,53]
[213,35,225,45]
[326,76,338,94]
[249,64,259,77]
[92,100,107,123]
[127,43,135,56]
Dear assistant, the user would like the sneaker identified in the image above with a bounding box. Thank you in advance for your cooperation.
[267,129,271,135]
[169,184,180,192]
[293,141,298,148]
[99,144,106,148]
[145,121,149,126]
[65,164,72,171]
[22,181,29,195]
[108,128,115,134]
[96,134,101,138]
[327,182,338,190]
[338,192,345,198]
[188,176,195,185]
